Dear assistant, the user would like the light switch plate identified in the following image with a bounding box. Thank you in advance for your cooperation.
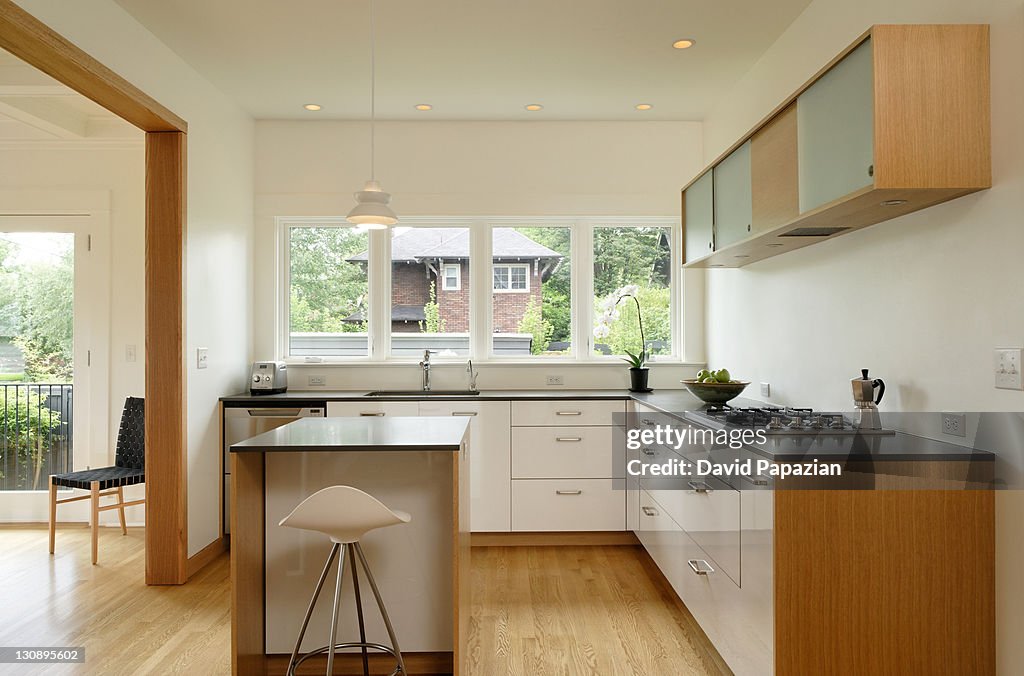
[196,347,208,370]
[760,382,771,398]
[994,348,1023,390]
[125,344,136,363]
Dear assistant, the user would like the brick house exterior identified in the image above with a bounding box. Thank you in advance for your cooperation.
[346,228,561,334]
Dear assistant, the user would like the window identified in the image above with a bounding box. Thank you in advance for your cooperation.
[390,226,470,357]
[285,223,369,357]
[492,226,571,357]
[442,264,460,291]
[279,217,676,361]
[592,225,672,359]
[493,263,530,292]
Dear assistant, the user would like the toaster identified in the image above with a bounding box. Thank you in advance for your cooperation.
[249,361,288,395]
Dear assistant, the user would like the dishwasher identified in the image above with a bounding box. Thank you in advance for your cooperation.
[223,401,325,534]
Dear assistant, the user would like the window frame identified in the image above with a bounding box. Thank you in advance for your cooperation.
[492,263,530,293]
[441,262,461,291]
[276,216,680,363]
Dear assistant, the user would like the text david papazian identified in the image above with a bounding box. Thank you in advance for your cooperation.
[626,457,844,479]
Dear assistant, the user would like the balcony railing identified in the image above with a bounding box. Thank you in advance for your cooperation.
[0,383,72,491]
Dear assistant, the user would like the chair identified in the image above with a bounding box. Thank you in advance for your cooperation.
[279,485,411,676]
[48,396,145,565]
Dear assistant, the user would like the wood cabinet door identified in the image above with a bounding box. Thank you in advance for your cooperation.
[797,38,875,212]
[713,140,753,249]
[683,171,714,262]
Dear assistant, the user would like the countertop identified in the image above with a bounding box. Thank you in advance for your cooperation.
[229,416,470,453]
[222,388,993,462]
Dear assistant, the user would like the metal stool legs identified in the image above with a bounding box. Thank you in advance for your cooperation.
[286,542,406,676]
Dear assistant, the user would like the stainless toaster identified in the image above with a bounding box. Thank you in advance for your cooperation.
[249,361,288,395]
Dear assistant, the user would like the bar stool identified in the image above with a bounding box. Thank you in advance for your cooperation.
[279,485,411,676]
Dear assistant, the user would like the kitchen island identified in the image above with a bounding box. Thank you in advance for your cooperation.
[229,416,471,676]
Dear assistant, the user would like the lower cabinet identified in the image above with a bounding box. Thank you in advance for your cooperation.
[512,479,624,531]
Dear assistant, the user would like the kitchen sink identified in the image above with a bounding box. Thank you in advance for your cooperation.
[364,390,481,397]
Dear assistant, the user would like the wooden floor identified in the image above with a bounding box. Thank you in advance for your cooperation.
[0,528,720,675]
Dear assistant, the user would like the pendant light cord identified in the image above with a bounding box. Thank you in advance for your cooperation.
[369,0,376,182]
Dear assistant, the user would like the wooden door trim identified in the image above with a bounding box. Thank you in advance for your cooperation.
[0,0,189,584]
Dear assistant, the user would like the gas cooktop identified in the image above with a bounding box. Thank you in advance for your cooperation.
[686,405,896,435]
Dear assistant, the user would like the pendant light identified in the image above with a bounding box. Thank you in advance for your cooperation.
[346,0,397,229]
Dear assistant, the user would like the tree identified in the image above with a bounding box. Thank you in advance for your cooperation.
[514,227,572,343]
[593,226,670,296]
[420,281,446,333]
[517,297,553,355]
[5,244,74,381]
[288,227,369,333]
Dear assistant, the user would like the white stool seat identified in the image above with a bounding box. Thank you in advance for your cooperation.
[279,485,412,543]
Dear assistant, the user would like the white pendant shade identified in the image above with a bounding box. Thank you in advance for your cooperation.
[346,180,397,229]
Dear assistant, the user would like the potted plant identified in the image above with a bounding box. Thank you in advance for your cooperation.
[615,290,650,392]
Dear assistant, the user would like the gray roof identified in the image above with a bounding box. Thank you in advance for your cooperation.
[348,227,562,262]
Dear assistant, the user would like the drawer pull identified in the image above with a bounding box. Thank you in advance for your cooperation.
[641,506,659,517]
[451,411,478,417]
[740,474,770,486]
[359,412,386,417]
[556,410,583,416]
[688,480,713,494]
[556,436,582,442]
[688,559,715,576]
[555,490,583,496]
[642,448,656,456]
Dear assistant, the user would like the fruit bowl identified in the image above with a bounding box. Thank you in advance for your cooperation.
[681,379,750,404]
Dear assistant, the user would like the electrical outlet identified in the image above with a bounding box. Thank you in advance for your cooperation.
[308,375,326,386]
[760,382,771,398]
[125,344,136,363]
[941,412,967,437]
[196,347,208,370]
[546,375,564,386]
[995,348,1023,390]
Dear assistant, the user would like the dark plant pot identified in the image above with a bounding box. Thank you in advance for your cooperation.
[629,367,650,393]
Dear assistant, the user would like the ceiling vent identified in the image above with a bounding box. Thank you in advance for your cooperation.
[779,226,851,237]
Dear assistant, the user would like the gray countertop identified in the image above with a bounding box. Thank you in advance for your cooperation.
[222,388,637,404]
[229,416,470,453]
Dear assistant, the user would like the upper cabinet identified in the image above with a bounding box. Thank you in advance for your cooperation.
[797,39,875,213]
[682,24,991,268]
[713,140,753,249]
[683,170,714,263]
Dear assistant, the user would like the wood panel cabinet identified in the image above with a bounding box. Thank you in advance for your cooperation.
[682,24,990,268]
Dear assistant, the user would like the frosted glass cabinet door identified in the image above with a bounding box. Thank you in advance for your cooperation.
[684,170,714,262]
[713,140,753,249]
[798,38,875,213]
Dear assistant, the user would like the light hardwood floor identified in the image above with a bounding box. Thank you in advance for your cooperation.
[0,528,720,675]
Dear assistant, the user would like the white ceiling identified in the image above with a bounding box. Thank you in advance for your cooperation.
[113,0,811,121]
[0,50,140,144]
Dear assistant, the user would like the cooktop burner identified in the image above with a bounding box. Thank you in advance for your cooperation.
[688,405,894,435]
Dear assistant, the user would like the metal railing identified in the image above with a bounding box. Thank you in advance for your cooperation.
[0,383,72,491]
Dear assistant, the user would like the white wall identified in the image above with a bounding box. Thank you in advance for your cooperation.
[255,120,706,387]
[0,147,145,524]
[15,0,256,557]
[698,1,1024,671]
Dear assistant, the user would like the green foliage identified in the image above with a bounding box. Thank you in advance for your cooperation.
[595,287,671,357]
[420,281,446,333]
[622,350,646,368]
[513,227,572,343]
[517,298,553,355]
[593,227,671,297]
[0,390,62,489]
[288,227,369,334]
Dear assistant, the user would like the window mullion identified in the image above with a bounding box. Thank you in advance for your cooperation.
[471,222,491,359]
[573,220,593,361]
[369,227,391,360]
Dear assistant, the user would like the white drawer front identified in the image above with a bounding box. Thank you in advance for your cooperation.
[512,479,624,531]
[637,490,686,589]
[327,401,420,417]
[512,400,625,427]
[678,483,741,585]
[512,427,615,479]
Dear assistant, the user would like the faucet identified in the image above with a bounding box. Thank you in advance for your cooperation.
[466,360,479,392]
[419,350,437,391]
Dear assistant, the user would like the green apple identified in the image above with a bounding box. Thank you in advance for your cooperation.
[715,368,731,383]
[696,369,710,379]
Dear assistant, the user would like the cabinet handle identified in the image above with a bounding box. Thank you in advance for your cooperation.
[556,411,582,416]
[868,164,874,177]
[708,241,713,250]
[740,474,770,486]
[688,559,715,576]
[642,448,656,456]
[688,480,713,494]
[556,490,583,496]
[556,437,582,442]
[359,412,385,417]
[641,418,656,426]
[747,224,751,232]
[641,506,659,517]
[451,411,478,417]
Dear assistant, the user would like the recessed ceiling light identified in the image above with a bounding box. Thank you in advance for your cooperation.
[672,38,696,50]
[635,103,653,111]
[414,104,432,111]
[525,104,543,111]
[303,103,322,111]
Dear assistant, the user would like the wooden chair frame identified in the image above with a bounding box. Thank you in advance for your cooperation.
[49,477,146,565]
